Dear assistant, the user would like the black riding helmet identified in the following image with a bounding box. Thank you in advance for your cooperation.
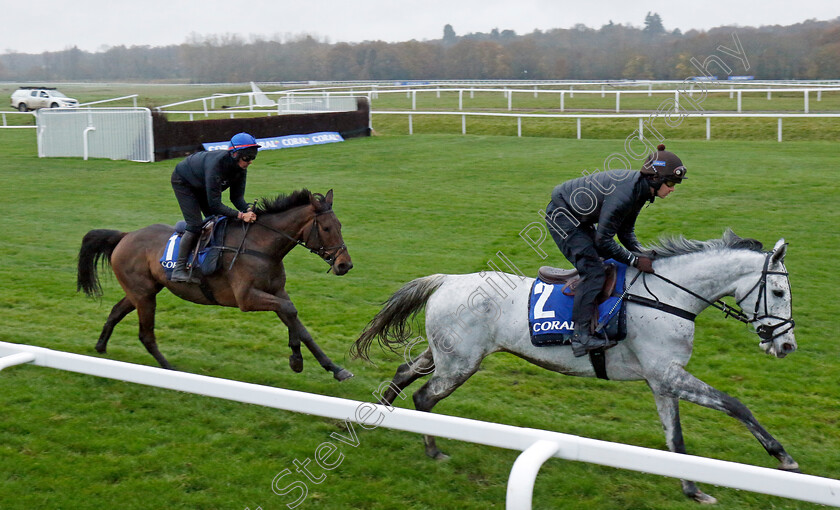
[640,144,687,186]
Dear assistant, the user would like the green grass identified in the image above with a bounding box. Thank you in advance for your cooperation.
[0,126,839,510]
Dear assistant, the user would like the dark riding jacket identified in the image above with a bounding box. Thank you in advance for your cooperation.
[174,151,249,218]
[548,169,654,265]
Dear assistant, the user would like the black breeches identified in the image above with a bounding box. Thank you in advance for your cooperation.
[171,172,209,234]
[546,202,606,331]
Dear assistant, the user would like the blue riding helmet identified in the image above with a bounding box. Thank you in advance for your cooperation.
[229,132,260,152]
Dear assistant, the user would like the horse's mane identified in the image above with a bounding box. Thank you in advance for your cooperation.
[254,189,312,215]
[645,228,764,258]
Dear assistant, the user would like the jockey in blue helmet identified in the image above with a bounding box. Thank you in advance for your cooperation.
[169,132,260,283]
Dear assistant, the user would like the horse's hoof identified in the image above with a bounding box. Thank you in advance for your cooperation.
[692,491,717,505]
[432,452,450,461]
[334,369,354,382]
[95,344,107,354]
[289,354,304,373]
[779,462,801,473]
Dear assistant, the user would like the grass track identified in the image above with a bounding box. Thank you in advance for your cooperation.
[0,128,838,509]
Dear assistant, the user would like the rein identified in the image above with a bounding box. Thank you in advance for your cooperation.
[226,208,346,272]
[630,251,795,343]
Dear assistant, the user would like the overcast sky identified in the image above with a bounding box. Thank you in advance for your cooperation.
[2,0,837,54]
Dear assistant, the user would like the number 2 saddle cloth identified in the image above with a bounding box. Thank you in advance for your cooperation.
[528,259,628,347]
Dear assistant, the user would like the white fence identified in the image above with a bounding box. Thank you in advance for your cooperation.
[36,107,154,162]
[1,341,839,509]
[157,93,359,116]
[0,111,35,128]
[373,110,840,142]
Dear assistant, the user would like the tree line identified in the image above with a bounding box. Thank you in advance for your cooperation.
[1,15,839,82]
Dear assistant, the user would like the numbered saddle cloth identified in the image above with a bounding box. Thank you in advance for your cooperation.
[159,216,228,278]
[528,260,628,347]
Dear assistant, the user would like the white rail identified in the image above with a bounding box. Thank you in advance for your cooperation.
[0,111,36,128]
[372,110,840,142]
[78,94,139,107]
[1,341,839,509]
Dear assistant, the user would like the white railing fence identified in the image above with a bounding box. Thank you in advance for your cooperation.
[373,110,840,142]
[36,107,154,162]
[0,111,36,128]
[1,341,838,509]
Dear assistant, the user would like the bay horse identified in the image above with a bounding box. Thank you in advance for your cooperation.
[77,189,354,381]
[353,230,798,503]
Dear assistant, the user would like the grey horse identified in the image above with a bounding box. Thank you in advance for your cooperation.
[353,231,798,504]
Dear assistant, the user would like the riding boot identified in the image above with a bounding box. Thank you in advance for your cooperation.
[171,231,200,284]
[570,328,615,358]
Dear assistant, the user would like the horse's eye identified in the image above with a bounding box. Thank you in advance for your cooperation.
[773,290,785,298]
[323,226,330,233]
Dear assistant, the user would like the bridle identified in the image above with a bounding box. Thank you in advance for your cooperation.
[236,208,347,272]
[632,250,795,344]
[733,250,795,343]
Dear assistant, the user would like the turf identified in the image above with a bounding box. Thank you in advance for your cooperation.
[0,127,838,509]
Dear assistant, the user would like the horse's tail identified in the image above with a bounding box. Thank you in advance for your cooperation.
[77,229,127,298]
[352,274,447,362]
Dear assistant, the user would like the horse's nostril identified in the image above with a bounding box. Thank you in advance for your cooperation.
[782,342,795,353]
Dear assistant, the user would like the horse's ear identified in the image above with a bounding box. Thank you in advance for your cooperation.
[324,189,334,208]
[771,238,787,264]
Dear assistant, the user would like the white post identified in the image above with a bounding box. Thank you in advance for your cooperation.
[459,90,463,110]
[706,117,711,140]
[412,90,417,110]
[615,91,621,113]
[508,90,513,111]
[569,86,574,98]
[82,126,96,161]
[576,118,581,139]
[1,113,5,127]
[648,83,653,97]
[638,118,644,141]
[436,87,440,98]
[0,352,35,371]
[408,114,413,135]
[534,85,538,98]
[517,116,522,137]
[778,117,783,142]
[804,90,809,113]
[462,115,466,135]
[737,90,742,113]
[767,90,772,100]
[730,86,734,99]
[560,92,565,112]
[506,440,561,510]
[817,89,822,101]
[601,85,605,98]
[674,90,680,114]
[202,98,208,117]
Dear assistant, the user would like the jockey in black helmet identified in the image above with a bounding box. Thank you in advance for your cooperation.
[169,132,260,283]
[545,144,687,357]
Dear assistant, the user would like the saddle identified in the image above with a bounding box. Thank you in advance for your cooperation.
[168,216,228,276]
[538,263,618,305]
[174,216,225,254]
